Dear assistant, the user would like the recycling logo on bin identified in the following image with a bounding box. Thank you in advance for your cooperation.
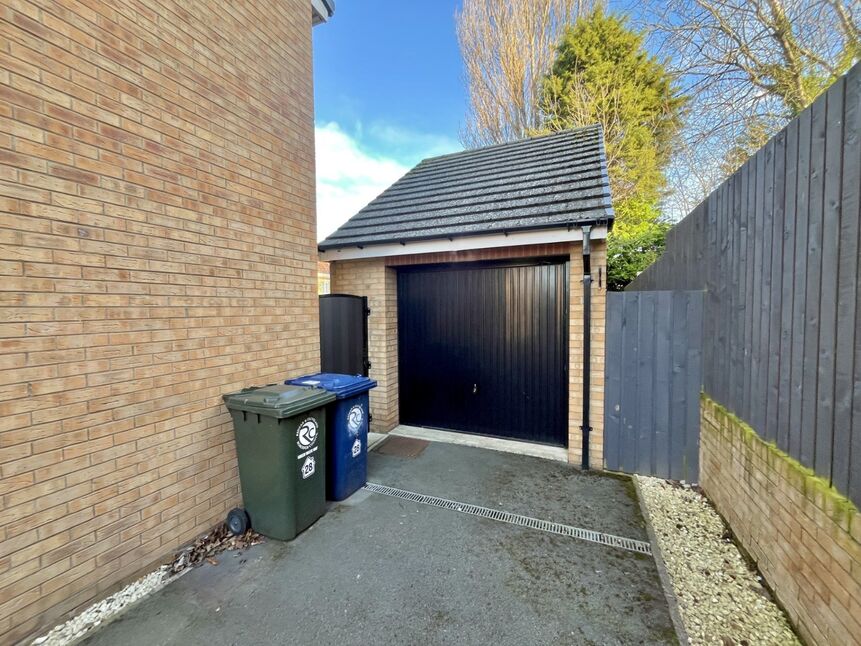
[296,417,319,479]
[346,404,364,435]
[296,417,319,450]
[351,438,361,458]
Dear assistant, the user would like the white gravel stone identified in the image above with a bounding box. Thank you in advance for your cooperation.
[637,476,799,646]
[29,523,262,645]
[30,567,171,646]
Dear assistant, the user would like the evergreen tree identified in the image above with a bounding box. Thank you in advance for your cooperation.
[606,200,671,291]
[538,10,687,205]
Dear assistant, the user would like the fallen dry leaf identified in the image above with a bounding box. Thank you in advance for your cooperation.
[168,523,263,576]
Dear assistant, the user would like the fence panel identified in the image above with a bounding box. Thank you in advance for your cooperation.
[604,291,704,482]
[628,64,861,506]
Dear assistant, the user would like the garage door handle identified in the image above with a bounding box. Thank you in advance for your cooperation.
[472,383,477,394]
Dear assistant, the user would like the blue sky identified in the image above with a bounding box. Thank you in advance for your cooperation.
[312,1,466,239]
[313,1,466,150]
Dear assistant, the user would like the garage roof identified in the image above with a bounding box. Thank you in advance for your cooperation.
[318,125,613,252]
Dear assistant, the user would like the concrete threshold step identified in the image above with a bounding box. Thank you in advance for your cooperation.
[386,425,568,463]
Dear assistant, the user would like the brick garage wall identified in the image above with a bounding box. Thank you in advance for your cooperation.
[700,396,861,646]
[329,258,399,433]
[329,239,608,465]
[0,0,319,641]
[568,240,605,468]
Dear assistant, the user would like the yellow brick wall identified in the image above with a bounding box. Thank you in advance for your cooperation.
[700,396,861,646]
[568,240,606,467]
[329,258,399,433]
[329,239,608,465]
[0,1,319,641]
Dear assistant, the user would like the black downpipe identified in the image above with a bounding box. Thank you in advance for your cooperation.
[581,225,592,470]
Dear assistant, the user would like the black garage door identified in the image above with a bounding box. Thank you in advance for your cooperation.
[397,259,568,446]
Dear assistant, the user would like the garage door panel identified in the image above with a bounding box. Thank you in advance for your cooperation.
[397,260,568,446]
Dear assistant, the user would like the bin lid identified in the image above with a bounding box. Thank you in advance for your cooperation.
[287,373,378,399]
[222,384,336,418]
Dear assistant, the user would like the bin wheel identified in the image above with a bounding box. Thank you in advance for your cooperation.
[227,508,250,535]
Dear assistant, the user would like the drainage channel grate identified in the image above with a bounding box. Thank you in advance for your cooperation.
[363,482,652,556]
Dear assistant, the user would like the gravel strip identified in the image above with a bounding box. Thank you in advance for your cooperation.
[31,567,173,646]
[637,476,799,646]
[31,524,264,646]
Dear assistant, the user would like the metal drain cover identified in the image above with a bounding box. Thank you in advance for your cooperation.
[363,482,653,556]
[374,436,429,458]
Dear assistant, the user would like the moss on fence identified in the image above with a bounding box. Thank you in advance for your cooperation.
[701,394,859,532]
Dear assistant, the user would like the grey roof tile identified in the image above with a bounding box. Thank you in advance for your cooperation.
[318,125,613,250]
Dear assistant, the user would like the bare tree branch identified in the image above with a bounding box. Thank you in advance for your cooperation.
[456,0,598,148]
[638,0,860,217]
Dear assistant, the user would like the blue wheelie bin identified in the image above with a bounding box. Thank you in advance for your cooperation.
[287,373,377,501]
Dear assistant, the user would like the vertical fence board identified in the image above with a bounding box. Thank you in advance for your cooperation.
[654,292,672,477]
[627,63,860,507]
[605,288,623,470]
[767,132,785,442]
[685,292,704,479]
[636,294,657,475]
[801,95,827,468]
[713,188,725,403]
[839,64,861,503]
[736,159,751,411]
[744,156,758,422]
[720,180,732,404]
[620,294,640,473]
[751,149,766,429]
[760,140,776,440]
[669,293,689,474]
[704,199,718,398]
[789,106,812,459]
[815,79,844,478]
[778,118,799,453]
[729,171,742,408]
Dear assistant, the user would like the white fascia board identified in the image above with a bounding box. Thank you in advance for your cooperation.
[319,225,607,262]
[311,0,333,25]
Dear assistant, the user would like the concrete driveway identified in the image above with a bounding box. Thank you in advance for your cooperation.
[84,441,676,645]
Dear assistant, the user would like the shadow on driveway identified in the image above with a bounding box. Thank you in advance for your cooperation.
[84,442,676,646]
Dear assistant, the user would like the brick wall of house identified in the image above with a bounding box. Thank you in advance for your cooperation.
[0,0,319,641]
[329,239,608,466]
[700,396,861,646]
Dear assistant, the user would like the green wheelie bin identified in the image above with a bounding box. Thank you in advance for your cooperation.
[222,384,336,541]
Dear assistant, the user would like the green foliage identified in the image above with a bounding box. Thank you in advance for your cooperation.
[612,199,661,227]
[779,31,860,116]
[721,36,859,176]
[723,35,860,174]
[606,200,671,291]
[538,9,687,205]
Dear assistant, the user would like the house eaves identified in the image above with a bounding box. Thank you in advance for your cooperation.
[312,0,335,25]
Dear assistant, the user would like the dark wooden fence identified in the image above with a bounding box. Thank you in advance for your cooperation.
[629,63,861,507]
[604,291,704,482]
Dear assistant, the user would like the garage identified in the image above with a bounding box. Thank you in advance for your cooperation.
[397,260,568,445]
[319,125,614,465]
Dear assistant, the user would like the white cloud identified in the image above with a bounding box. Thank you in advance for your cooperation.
[315,122,410,241]
[366,122,461,160]
[314,121,462,241]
